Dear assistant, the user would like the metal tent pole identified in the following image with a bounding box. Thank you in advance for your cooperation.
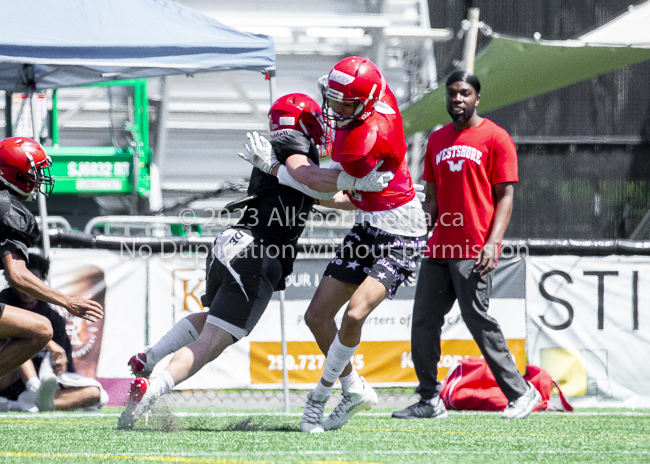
[266,68,277,105]
[462,7,481,73]
[279,290,291,413]
[149,76,168,213]
[28,88,51,260]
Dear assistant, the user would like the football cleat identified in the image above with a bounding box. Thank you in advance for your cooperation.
[117,378,150,430]
[502,381,542,419]
[392,397,449,419]
[300,390,329,433]
[322,377,378,431]
[128,350,155,378]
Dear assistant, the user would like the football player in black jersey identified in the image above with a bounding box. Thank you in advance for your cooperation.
[0,137,104,377]
[118,94,393,429]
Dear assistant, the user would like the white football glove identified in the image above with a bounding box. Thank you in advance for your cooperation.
[238,132,279,174]
[337,160,395,192]
[414,184,425,202]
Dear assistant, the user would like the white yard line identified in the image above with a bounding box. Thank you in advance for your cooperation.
[3,450,650,458]
[1,410,649,418]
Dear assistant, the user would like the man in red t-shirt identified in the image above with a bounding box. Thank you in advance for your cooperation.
[392,71,542,421]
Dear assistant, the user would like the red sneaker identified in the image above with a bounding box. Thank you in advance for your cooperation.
[130,378,150,402]
[128,351,155,378]
[117,378,150,430]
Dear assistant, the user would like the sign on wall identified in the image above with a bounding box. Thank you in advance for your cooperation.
[8,249,649,407]
[527,256,650,408]
[248,257,527,387]
[16,250,526,393]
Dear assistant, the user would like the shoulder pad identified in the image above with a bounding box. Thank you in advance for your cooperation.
[272,132,312,164]
[332,121,378,163]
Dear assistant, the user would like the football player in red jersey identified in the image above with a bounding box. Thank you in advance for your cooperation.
[0,137,103,377]
[118,93,393,429]
[240,57,427,432]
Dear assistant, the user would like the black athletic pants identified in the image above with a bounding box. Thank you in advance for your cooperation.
[411,258,528,401]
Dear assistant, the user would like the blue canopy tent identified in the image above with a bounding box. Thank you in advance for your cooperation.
[0,0,275,92]
[0,0,275,256]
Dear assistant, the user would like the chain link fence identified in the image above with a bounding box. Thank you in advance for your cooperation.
[152,388,420,411]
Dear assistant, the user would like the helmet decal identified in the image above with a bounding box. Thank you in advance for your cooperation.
[329,70,355,85]
[278,116,296,126]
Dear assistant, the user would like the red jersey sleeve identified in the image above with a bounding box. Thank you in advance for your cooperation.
[490,128,518,185]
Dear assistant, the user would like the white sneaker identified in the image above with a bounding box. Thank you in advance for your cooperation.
[502,382,542,419]
[322,377,378,431]
[0,396,22,412]
[16,391,39,413]
[300,390,329,433]
[35,374,58,412]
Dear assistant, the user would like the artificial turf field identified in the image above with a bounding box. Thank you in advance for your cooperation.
[1,407,648,464]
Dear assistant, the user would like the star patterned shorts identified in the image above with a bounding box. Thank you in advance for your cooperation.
[324,222,428,299]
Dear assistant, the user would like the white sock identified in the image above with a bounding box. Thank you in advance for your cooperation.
[339,370,363,393]
[25,377,41,394]
[149,318,200,363]
[322,334,359,384]
[149,370,176,397]
[314,379,333,397]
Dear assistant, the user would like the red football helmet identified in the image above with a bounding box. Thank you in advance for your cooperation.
[268,93,331,157]
[0,137,54,201]
[321,56,386,127]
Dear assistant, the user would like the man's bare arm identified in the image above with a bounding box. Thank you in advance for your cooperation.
[2,253,104,321]
[422,181,439,234]
[475,182,514,276]
[46,340,68,375]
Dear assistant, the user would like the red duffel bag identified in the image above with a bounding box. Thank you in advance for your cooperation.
[439,356,573,412]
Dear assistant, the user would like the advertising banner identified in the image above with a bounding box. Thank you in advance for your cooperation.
[527,256,650,407]
[146,251,251,390]
[248,257,527,387]
[48,248,147,379]
[4,249,525,395]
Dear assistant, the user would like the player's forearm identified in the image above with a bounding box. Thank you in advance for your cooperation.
[5,266,71,309]
[289,164,341,192]
[319,192,357,210]
[14,276,71,309]
[422,182,438,233]
[46,340,60,352]
[276,165,337,200]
